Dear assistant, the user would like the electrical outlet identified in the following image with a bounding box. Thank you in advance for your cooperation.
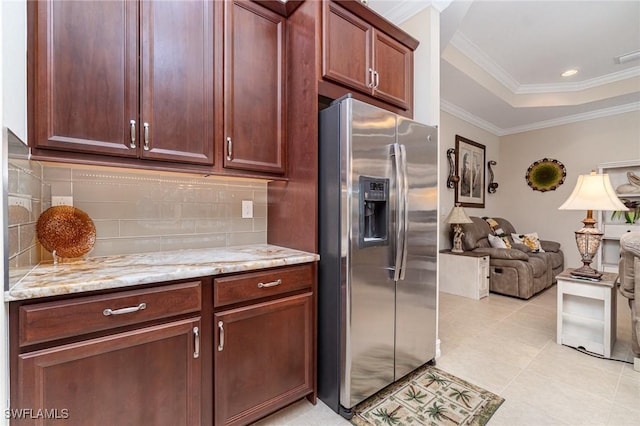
[52,196,73,207]
[8,195,32,212]
[241,200,253,219]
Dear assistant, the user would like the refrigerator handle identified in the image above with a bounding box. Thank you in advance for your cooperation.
[391,143,404,282]
[399,144,409,280]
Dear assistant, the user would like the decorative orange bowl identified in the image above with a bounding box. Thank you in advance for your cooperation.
[36,206,96,258]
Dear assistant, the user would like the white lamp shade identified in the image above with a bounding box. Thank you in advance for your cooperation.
[445,205,473,224]
[558,171,629,211]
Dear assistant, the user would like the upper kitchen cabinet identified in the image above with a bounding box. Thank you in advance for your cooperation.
[223,0,286,175]
[322,0,417,111]
[29,0,216,166]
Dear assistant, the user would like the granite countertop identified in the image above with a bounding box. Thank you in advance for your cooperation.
[5,244,319,302]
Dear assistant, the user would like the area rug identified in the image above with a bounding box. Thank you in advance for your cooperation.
[350,363,504,426]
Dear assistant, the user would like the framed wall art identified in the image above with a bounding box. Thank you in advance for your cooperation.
[455,135,485,208]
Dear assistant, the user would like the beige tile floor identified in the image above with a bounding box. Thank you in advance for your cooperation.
[255,286,640,425]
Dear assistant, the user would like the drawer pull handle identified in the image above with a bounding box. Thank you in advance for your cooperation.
[258,279,282,289]
[103,303,147,316]
[226,137,233,161]
[218,321,225,352]
[193,326,200,359]
[143,122,150,151]
[129,119,136,148]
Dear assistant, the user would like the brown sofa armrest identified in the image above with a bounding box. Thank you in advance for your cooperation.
[618,250,636,300]
[473,247,529,261]
[540,240,561,252]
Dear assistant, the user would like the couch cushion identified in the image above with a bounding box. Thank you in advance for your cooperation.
[494,218,517,238]
[528,256,547,277]
[461,217,493,250]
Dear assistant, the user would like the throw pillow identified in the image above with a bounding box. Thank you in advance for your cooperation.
[511,232,545,252]
[488,234,507,249]
[483,217,512,248]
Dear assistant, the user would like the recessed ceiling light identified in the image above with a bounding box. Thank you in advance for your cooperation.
[561,69,578,77]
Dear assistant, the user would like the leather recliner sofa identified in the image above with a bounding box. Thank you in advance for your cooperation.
[456,217,564,299]
[619,232,640,371]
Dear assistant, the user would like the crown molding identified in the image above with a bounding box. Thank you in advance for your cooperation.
[450,32,640,96]
[450,32,521,93]
[441,100,640,137]
[516,66,640,94]
[369,0,452,25]
[440,99,503,135]
[502,101,640,135]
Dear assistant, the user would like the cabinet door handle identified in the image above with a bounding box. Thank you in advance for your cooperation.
[257,279,282,288]
[367,68,375,88]
[373,70,380,89]
[103,302,147,316]
[226,137,233,161]
[193,326,200,358]
[143,122,150,151]
[129,120,136,149]
[217,321,225,351]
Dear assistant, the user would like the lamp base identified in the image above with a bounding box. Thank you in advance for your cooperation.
[570,265,603,280]
[451,224,465,253]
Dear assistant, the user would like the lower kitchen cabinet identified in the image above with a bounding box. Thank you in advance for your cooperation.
[214,293,313,425]
[9,263,318,426]
[10,280,204,425]
[213,264,316,425]
[16,318,202,426]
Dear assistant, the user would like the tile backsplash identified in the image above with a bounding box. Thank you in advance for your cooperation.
[6,132,50,287]
[41,164,267,259]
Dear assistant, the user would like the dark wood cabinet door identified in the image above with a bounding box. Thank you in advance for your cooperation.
[16,317,202,426]
[33,0,138,157]
[372,29,413,110]
[214,293,313,425]
[322,1,373,93]
[223,0,286,174]
[140,0,215,165]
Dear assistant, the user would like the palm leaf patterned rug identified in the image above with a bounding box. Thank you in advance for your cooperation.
[350,363,504,426]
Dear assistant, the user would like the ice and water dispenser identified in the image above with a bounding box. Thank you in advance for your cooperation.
[359,176,389,248]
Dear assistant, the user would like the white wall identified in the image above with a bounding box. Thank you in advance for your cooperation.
[499,111,640,269]
[2,1,26,420]
[439,111,500,248]
[401,7,440,127]
[2,0,27,142]
[1,2,10,423]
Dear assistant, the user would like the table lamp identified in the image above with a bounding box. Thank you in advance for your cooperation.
[445,203,473,253]
[558,170,628,279]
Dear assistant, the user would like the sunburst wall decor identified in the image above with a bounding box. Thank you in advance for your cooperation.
[526,158,566,192]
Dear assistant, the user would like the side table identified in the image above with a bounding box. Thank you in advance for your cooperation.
[439,250,490,300]
[556,269,618,357]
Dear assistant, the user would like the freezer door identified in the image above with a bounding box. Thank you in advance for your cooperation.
[341,98,397,409]
[394,118,438,379]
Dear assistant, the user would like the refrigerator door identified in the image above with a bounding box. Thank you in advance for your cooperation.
[394,117,438,379]
[341,98,397,409]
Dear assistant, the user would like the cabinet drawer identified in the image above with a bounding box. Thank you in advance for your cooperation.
[214,264,313,308]
[603,223,639,239]
[19,281,202,347]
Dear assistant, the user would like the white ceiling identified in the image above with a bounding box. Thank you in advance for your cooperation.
[368,0,640,136]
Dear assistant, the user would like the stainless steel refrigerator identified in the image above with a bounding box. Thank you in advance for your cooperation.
[317,96,438,418]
